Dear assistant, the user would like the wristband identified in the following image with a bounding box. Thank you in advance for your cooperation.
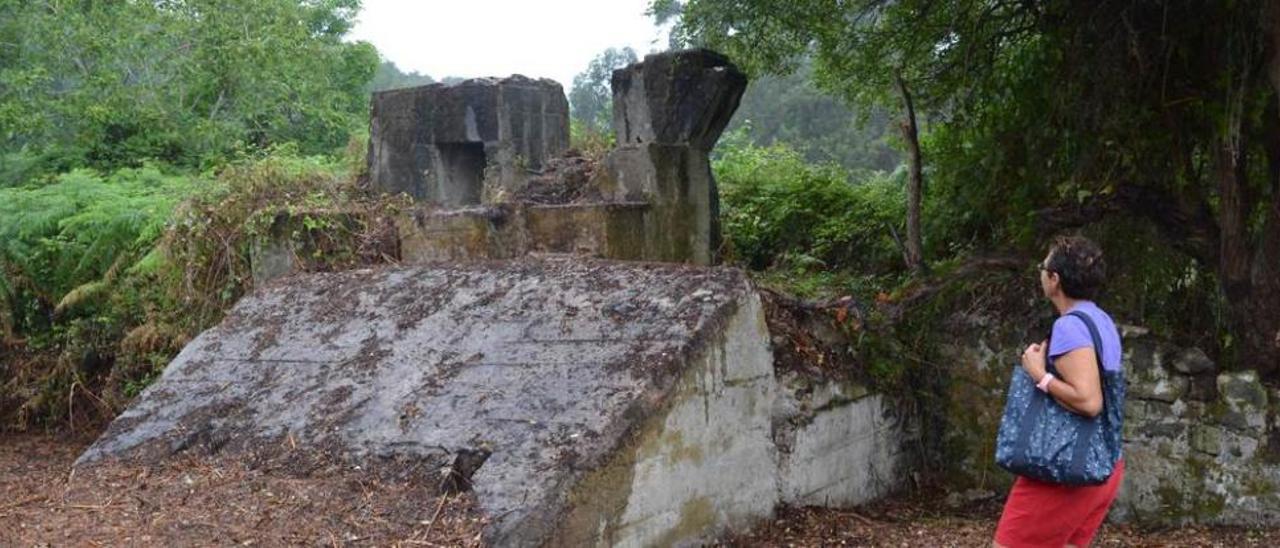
[1036,372,1055,393]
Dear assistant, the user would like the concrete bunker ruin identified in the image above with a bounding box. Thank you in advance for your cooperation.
[366,76,569,206]
[80,49,916,546]
[361,49,746,267]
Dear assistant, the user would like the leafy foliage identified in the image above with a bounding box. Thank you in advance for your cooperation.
[0,146,404,429]
[0,166,197,335]
[159,145,402,330]
[714,129,905,273]
[664,0,1280,373]
[569,118,616,162]
[0,0,400,427]
[0,0,378,179]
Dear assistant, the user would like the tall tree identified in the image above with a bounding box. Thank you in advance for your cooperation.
[893,71,925,274]
[569,47,638,133]
[662,0,1280,375]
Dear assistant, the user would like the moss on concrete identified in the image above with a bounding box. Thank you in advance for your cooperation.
[652,496,717,548]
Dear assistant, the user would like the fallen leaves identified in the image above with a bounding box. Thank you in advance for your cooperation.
[0,433,486,546]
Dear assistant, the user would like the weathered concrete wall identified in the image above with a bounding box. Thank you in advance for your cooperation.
[611,49,745,151]
[596,50,748,266]
[549,291,777,546]
[597,144,719,265]
[773,373,912,507]
[86,256,931,546]
[346,49,747,270]
[392,203,652,267]
[752,290,919,509]
[524,203,649,259]
[394,206,525,263]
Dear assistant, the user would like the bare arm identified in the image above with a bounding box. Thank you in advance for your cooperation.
[1045,347,1103,417]
[1020,343,1104,417]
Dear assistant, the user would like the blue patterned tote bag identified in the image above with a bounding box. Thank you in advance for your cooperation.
[995,311,1125,485]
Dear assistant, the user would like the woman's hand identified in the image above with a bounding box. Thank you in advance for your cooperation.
[1020,340,1048,382]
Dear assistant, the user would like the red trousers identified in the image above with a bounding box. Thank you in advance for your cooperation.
[994,459,1125,547]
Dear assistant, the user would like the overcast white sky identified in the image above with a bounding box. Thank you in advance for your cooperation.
[348,0,670,90]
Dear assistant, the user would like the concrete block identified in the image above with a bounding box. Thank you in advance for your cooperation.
[525,202,649,260]
[367,76,568,205]
[611,49,747,149]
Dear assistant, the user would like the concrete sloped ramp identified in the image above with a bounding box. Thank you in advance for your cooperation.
[79,259,780,546]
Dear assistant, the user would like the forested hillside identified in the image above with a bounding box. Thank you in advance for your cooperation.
[1,0,377,177]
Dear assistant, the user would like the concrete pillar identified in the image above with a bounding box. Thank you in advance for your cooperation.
[601,49,747,265]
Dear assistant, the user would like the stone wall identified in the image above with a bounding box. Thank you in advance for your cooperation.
[1113,328,1280,525]
[938,312,1280,526]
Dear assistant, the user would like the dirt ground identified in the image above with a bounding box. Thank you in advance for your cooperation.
[0,432,485,547]
[725,495,1280,547]
[3,432,1278,547]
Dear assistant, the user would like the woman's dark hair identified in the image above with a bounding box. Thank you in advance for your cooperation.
[1045,235,1106,300]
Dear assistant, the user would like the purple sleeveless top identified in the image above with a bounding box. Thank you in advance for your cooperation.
[1048,301,1122,372]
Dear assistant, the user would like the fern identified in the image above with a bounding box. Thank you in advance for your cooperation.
[1,148,404,428]
[0,164,197,329]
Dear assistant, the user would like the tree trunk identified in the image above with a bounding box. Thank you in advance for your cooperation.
[1269,0,1280,100]
[895,72,927,275]
[1254,124,1280,377]
[1215,134,1250,306]
[1212,102,1274,375]
[1251,1,1280,377]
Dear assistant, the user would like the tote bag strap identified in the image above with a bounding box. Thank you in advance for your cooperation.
[1065,310,1107,478]
[1065,311,1107,382]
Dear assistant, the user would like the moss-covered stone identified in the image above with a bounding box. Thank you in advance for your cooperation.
[1129,358,1189,402]
[1191,424,1223,456]
[1243,473,1277,497]
[1219,370,1269,408]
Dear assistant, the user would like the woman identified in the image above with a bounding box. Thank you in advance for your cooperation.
[993,235,1125,548]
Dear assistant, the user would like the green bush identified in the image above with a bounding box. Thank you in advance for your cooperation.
[569,117,614,161]
[160,145,399,329]
[714,131,906,273]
